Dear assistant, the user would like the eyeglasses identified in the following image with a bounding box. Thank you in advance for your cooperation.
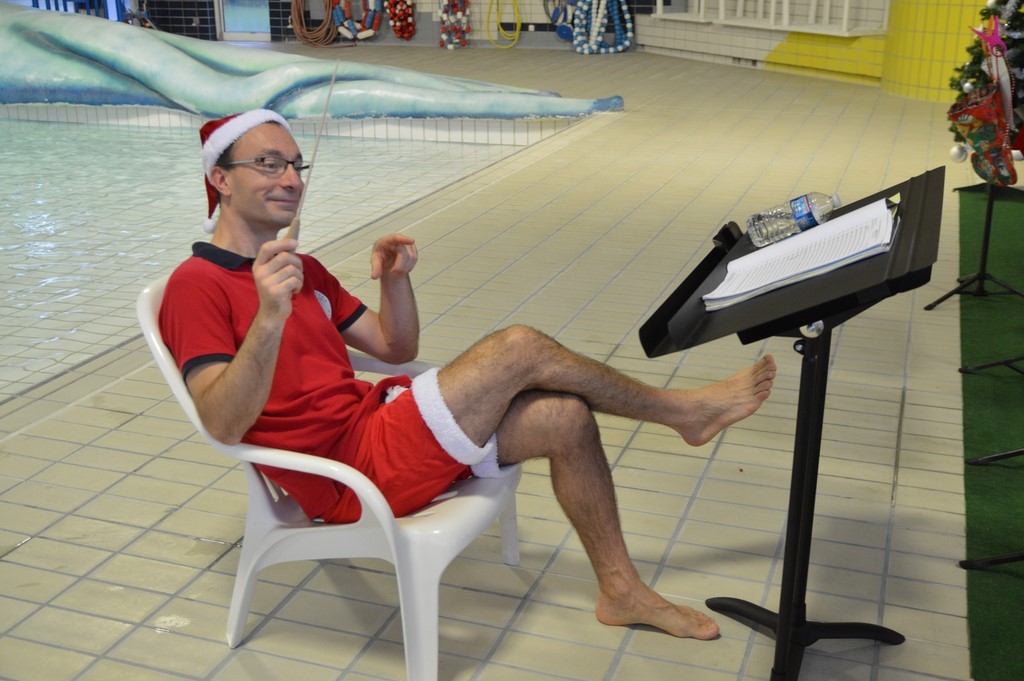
[223,156,310,177]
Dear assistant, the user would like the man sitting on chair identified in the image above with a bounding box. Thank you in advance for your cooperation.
[160,110,778,641]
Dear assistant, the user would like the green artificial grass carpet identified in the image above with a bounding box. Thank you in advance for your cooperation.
[956,185,1024,681]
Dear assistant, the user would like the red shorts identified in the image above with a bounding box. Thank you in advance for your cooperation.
[322,389,471,523]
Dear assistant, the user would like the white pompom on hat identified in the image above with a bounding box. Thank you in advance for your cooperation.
[199,109,291,234]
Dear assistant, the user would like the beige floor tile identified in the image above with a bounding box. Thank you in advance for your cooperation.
[134,457,227,487]
[875,669,969,681]
[4,536,111,576]
[346,639,407,679]
[654,566,768,608]
[103,474,200,506]
[0,596,36,633]
[895,485,965,514]
[90,430,179,456]
[107,626,228,677]
[147,597,232,642]
[488,631,617,678]
[21,420,110,445]
[0,434,80,461]
[667,543,775,584]
[0,562,77,603]
[123,529,233,569]
[811,516,891,549]
[153,507,244,544]
[75,494,174,528]
[474,663,569,681]
[11,606,132,654]
[439,583,522,629]
[440,556,537,598]
[804,538,887,574]
[29,463,124,492]
[78,659,200,680]
[0,497,63,532]
[183,487,247,517]
[677,521,780,558]
[0,481,95,513]
[88,554,198,594]
[885,577,968,618]
[887,551,966,588]
[275,590,392,637]
[0,637,93,681]
[50,578,167,622]
[0,452,51,481]
[53,405,136,430]
[615,651,740,680]
[60,445,153,473]
[882,604,968,648]
[211,649,341,681]
[876,637,972,680]
[242,618,369,669]
[686,498,787,534]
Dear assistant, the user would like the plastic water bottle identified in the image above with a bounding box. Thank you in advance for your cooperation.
[746,192,842,247]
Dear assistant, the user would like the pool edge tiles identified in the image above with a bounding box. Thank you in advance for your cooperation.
[0,104,579,146]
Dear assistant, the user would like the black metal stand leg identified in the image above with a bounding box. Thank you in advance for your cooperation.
[966,448,1024,465]
[925,183,1024,311]
[706,328,904,681]
[960,552,1024,570]
[960,354,1024,376]
[959,446,1024,568]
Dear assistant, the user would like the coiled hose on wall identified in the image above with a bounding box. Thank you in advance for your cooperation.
[486,0,520,48]
[291,0,339,46]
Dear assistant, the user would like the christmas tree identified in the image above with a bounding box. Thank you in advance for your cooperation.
[949,0,1023,184]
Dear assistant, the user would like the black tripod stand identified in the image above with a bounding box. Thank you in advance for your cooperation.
[924,183,1024,310]
[959,320,1024,569]
[959,447,1024,570]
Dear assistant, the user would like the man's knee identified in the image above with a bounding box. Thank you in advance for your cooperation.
[497,391,599,465]
[491,324,554,354]
[524,391,596,440]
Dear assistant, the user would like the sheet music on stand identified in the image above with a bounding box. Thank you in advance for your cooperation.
[703,197,897,311]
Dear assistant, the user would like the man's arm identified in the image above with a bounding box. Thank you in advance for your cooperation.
[186,239,302,444]
[342,234,420,364]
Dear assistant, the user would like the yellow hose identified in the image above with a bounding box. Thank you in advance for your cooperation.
[486,0,520,48]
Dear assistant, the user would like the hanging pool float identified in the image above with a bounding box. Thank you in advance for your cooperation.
[571,0,632,55]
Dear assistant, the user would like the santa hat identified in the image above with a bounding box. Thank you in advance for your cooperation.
[199,109,291,233]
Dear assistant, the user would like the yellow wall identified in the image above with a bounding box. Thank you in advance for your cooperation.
[760,0,984,102]
[765,34,887,87]
[881,0,983,102]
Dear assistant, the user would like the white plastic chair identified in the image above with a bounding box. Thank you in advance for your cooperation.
[137,275,521,681]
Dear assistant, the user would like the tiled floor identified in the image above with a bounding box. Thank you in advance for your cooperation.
[0,45,976,681]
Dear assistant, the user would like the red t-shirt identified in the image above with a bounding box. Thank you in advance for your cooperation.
[159,243,408,520]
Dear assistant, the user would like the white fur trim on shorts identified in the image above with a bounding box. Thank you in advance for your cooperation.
[411,368,515,479]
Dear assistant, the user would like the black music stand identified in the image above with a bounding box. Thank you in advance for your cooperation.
[924,183,1024,310]
[639,167,946,681]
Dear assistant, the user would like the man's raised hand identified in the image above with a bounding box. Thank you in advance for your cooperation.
[370,234,418,280]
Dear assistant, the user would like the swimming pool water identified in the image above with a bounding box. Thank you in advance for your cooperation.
[0,119,522,400]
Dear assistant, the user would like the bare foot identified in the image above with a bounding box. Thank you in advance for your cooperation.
[596,588,720,639]
[675,354,777,446]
